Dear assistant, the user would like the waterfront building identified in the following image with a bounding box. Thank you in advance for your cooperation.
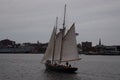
[81,41,92,52]
[0,39,15,48]
[102,46,120,55]
[95,39,104,54]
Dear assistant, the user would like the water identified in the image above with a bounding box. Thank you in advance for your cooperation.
[0,54,120,80]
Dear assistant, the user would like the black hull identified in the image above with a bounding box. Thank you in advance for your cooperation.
[45,63,78,73]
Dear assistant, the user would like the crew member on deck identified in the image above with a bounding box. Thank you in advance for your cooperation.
[66,61,69,66]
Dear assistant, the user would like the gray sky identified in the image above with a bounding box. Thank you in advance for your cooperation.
[0,0,120,46]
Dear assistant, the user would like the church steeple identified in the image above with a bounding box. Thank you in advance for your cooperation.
[99,38,101,46]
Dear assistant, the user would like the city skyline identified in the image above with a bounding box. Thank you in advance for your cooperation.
[0,0,120,46]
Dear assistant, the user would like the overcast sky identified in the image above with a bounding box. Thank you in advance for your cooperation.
[0,0,120,46]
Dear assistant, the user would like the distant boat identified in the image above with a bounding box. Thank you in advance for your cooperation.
[41,5,81,73]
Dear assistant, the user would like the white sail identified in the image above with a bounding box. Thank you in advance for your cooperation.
[61,23,80,62]
[53,31,62,62]
[41,27,56,63]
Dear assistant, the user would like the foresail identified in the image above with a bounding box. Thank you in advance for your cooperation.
[41,27,56,63]
[54,31,62,62]
[61,23,80,62]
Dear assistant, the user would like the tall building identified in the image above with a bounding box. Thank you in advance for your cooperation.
[82,41,92,52]
[99,38,101,46]
[95,38,104,54]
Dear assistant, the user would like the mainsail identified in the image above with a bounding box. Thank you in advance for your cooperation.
[61,23,80,62]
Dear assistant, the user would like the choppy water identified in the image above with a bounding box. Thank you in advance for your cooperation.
[0,54,120,80]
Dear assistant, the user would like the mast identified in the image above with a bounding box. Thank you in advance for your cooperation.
[59,4,66,63]
[63,4,66,29]
[52,17,58,64]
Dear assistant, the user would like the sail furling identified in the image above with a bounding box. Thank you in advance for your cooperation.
[61,23,80,62]
[41,27,56,63]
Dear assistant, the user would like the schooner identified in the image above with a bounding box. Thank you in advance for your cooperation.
[41,5,81,73]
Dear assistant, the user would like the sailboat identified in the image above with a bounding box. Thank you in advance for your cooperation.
[41,5,81,73]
